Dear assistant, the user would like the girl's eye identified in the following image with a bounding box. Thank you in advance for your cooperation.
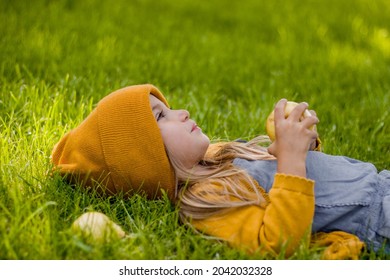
[156,111,165,121]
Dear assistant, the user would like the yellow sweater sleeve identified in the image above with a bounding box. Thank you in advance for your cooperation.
[190,173,315,257]
[311,231,364,260]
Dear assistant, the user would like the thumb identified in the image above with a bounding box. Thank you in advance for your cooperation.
[267,142,277,156]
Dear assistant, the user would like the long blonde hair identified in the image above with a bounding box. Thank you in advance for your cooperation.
[166,136,276,221]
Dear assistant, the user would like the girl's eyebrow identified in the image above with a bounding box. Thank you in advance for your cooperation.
[151,102,161,112]
[151,102,166,116]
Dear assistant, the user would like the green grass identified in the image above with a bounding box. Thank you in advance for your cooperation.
[1,0,389,259]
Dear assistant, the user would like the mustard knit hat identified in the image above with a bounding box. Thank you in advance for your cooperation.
[51,84,176,200]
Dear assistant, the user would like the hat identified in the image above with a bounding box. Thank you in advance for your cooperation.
[51,84,176,200]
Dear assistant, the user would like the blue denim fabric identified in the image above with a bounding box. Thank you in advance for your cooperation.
[233,152,390,253]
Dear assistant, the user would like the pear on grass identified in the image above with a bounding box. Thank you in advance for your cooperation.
[71,211,126,243]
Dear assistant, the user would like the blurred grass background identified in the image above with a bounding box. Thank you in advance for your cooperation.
[0,0,389,259]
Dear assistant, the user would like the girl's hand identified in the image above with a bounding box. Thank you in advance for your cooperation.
[267,99,319,177]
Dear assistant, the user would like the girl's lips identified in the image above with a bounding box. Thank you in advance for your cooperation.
[191,123,200,132]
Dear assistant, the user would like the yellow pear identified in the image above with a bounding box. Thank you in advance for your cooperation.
[266,101,315,141]
[71,211,126,243]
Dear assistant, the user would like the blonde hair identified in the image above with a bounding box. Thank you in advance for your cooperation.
[166,136,275,222]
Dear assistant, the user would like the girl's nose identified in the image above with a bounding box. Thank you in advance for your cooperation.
[178,109,190,122]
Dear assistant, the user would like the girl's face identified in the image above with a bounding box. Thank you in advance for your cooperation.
[149,95,210,169]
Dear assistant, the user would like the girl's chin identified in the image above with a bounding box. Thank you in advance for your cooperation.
[202,136,211,149]
[201,132,210,143]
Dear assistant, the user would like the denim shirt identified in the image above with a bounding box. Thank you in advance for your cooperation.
[233,151,379,235]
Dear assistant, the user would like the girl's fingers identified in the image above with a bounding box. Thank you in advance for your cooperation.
[273,99,287,121]
[301,115,319,129]
[288,102,309,121]
[274,99,319,127]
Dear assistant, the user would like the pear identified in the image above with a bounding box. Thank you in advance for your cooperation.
[71,211,126,243]
[266,101,315,141]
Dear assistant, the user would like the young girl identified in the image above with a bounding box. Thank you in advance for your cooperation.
[51,84,389,259]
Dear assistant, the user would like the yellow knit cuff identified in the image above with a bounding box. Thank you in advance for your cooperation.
[273,173,315,196]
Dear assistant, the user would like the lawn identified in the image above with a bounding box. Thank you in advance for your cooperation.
[1,0,389,259]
